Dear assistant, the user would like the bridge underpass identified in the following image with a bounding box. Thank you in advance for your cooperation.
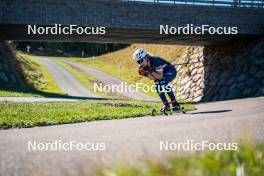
[0,24,260,45]
[0,0,263,45]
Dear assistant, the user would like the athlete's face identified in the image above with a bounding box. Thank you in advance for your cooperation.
[139,57,149,67]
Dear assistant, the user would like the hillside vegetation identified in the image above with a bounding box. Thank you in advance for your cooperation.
[60,44,188,97]
[0,41,63,97]
[15,41,128,57]
[15,52,63,94]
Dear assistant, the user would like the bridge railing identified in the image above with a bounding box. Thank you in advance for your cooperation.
[126,0,264,8]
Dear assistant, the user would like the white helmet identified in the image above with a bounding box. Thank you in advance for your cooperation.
[133,48,147,63]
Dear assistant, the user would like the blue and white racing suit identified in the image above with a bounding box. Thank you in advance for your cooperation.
[149,56,179,107]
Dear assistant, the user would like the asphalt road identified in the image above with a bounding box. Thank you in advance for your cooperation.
[37,58,99,98]
[0,97,263,176]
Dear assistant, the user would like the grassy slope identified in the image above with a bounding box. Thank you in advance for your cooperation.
[0,90,37,97]
[0,100,195,129]
[0,52,64,97]
[57,44,188,97]
[29,55,63,94]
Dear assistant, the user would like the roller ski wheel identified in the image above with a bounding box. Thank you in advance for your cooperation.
[151,109,157,116]
[151,106,169,116]
[170,107,186,114]
[151,105,186,116]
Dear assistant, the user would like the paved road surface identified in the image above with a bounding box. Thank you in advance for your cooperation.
[62,60,159,102]
[0,97,263,176]
[37,58,99,98]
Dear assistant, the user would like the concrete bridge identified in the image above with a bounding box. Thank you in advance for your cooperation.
[0,0,263,45]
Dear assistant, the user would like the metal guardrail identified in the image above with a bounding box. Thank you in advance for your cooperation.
[127,0,264,8]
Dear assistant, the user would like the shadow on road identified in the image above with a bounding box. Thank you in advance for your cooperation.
[189,110,232,114]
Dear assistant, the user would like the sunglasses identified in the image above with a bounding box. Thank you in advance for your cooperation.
[137,58,144,64]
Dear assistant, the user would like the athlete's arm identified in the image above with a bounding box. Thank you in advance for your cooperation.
[148,70,163,80]
[148,65,164,80]
[147,74,156,80]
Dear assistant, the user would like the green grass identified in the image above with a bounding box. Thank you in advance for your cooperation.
[96,143,264,176]
[0,100,195,129]
[0,89,41,97]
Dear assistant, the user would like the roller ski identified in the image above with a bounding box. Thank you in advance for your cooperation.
[151,103,186,116]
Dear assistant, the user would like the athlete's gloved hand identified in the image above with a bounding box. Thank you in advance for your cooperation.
[138,66,149,76]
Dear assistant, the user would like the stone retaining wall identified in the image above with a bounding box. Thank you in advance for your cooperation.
[173,38,264,102]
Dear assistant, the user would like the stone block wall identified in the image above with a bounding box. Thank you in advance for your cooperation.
[173,38,264,102]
